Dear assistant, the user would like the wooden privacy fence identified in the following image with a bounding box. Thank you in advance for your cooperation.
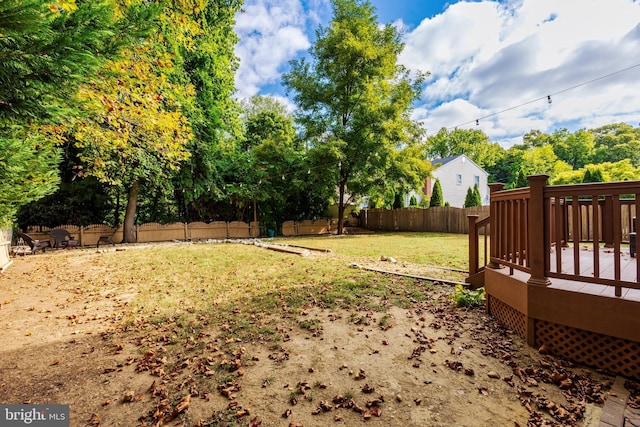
[361,206,490,234]
[23,221,261,247]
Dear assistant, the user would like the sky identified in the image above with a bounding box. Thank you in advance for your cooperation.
[234,0,640,148]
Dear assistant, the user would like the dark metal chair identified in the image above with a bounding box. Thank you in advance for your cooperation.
[16,232,52,254]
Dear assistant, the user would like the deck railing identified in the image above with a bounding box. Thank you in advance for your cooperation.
[468,176,640,295]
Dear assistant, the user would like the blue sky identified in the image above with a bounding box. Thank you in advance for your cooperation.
[234,0,640,147]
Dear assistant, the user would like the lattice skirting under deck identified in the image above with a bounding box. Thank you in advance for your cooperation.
[487,295,640,379]
[535,320,640,379]
[487,295,526,337]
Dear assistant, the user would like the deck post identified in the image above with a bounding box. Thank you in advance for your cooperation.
[488,183,505,269]
[602,196,615,248]
[527,175,551,286]
[468,215,479,275]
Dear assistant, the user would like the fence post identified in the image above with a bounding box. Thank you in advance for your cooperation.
[527,175,551,286]
[488,183,505,269]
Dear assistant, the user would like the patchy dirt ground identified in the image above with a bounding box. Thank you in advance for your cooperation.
[0,244,620,427]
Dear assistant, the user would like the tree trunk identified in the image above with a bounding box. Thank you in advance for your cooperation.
[337,181,346,235]
[123,180,140,243]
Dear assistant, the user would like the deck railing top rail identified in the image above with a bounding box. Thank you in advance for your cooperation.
[544,180,640,197]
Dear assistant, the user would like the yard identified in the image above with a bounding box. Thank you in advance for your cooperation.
[0,233,617,426]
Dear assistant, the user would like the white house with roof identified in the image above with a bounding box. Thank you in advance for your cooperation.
[421,154,490,208]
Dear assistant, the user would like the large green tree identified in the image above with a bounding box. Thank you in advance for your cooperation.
[553,129,595,169]
[283,0,428,234]
[169,0,244,222]
[591,123,640,167]
[426,128,503,169]
[0,0,154,227]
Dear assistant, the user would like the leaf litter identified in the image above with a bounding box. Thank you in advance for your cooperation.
[0,245,624,427]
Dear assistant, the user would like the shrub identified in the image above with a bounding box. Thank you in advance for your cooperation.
[449,285,485,308]
[430,178,443,207]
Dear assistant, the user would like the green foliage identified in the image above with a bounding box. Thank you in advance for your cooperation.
[464,187,474,208]
[0,129,60,227]
[464,185,482,207]
[426,128,503,169]
[167,0,244,221]
[0,0,155,226]
[553,129,595,169]
[409,195,417,206]
[448,285,485,308]
[429,179,444,207]
[582,166,605,183]
[591,123,640,167]
[283,0,428,233]
[393,193,404,209]
[515,170,529,188]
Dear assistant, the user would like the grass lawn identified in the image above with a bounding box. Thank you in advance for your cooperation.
[90,232,469,333]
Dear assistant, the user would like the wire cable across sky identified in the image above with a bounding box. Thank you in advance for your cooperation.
[450,62,640,130]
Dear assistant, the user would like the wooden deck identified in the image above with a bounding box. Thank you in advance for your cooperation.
[548,245,640,300]
[470,177,640,379]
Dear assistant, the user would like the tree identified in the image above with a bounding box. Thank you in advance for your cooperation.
[591,123,640,167]
[582,166,605,183]
[521,145,571,177]
[393,193,404,209]
[72,43,192,242]
[168,0,244,222]
[426,128,503,169]
[409,195,418,206]
[464,185,482,207]
[473,184,482,206]
[464,187,475,208]
[514,170,529,188]
[283,0,428,234]
[553,129,595,169]
[430,179,444,207]
[0,0,154,226]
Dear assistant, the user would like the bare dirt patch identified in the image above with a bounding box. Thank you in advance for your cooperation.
[0,245,616,427]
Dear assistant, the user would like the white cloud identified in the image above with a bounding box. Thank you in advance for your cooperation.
[234,0,312,98]
[404,0,640,146]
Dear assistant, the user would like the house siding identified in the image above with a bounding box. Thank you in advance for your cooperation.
[431,155,489,208]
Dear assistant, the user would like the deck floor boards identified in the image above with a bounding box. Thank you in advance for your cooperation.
[545,245,639,297]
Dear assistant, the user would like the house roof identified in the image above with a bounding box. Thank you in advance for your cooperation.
[429,154,488,175]
[430,155,459,166]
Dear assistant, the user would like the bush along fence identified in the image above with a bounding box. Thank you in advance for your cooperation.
[360,206,490,234]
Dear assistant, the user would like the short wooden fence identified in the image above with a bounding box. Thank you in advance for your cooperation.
[22,221,261,247]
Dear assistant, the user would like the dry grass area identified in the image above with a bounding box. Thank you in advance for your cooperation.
[0,234,621,426]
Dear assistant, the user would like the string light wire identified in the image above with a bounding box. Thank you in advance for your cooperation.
[452,62,640,129]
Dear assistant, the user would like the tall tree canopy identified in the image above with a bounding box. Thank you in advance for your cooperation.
[426,128,502,169]
[283,0,428,234]
[0,0,155,227]
[169,0,244,222]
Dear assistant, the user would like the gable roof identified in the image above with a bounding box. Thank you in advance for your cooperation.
[429,154,488,175]
[430,155,459,166]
